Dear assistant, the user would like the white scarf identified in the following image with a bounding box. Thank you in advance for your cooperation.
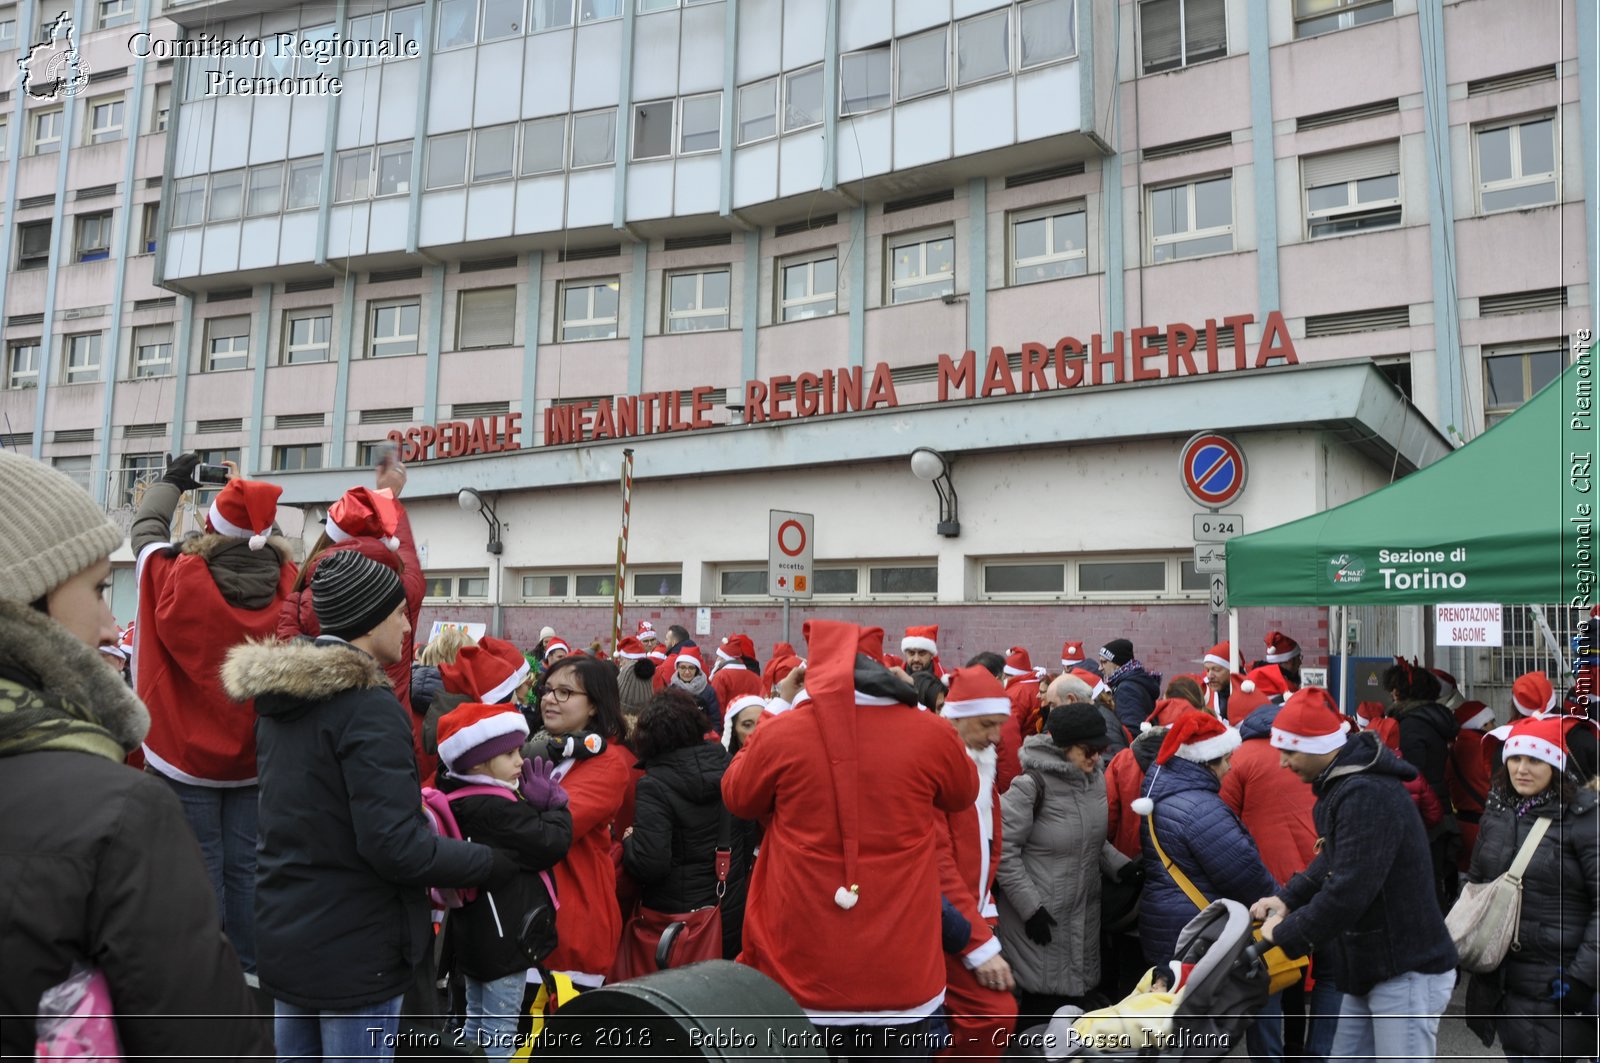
[967,744,998,918]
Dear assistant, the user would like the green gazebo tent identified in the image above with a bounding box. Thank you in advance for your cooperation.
[1227,361,1590,608]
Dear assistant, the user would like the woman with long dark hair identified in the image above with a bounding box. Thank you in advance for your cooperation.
[1465,716,1598,1063]
[528,654,633,989]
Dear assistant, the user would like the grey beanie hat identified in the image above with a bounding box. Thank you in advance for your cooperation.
[312,548,407,641]
[0,450,125,603]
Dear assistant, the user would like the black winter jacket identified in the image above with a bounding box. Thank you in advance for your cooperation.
[1389,698,1458,808]
[1110,668,1162,734]
[1465,780,1599,1060]
[440,775,573,980]
[223,637,498,1009]
[622,741,751,958]
[1273,732,1458,996]
[0,602,271,1060]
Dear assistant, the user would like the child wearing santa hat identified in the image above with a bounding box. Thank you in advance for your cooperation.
[435,702,573,1063]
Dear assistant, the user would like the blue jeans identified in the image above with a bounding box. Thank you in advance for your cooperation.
[274,995,404,1063]
[463,972,527,1063]
[1303,978,1344,1062]
[161,777,258,974]
[1330,968,1455,1063]
[1245,988,1283,1062]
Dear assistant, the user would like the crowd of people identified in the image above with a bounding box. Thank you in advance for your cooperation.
[1,448,1596,1063]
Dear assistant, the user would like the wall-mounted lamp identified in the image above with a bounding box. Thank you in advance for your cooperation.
[725,403,747,425]
[910,447,960,538]
[940,292,968,306]
[457,487,503,555]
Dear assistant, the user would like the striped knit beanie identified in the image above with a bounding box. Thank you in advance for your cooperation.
[0,451,124,603]
[312,549,407,641]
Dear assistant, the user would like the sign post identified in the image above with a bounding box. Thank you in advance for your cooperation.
[769,510,814,646]
[1183,433,1247,640]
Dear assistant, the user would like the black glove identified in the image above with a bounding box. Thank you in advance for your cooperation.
[1024,906,1056,946]
[483,848,520,892]
[1117,861,1145,887]
[161,452,202,492]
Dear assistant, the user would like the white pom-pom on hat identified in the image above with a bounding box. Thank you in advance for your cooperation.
[1139,721,1154,733]
[248,533,267,551]
[834,885,860,910]
[1131,796,1154,817]
[384,536,400,551]
[1240,679,1255,694]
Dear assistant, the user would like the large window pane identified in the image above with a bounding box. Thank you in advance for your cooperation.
[720,569,768,595]
[784,65,823,131]
[571,109,616,167]
[680,92,721,153]
[812,568,858,594]
[633,101,673,159]
[523,574,569,597]
[738,79,776,143]
[1078,560,1165,592]
[840,48,889,114]
[472,124,515,181]
[521,115,565,174]
[897,29,947,100]
[869,566,937,594]
[426,132,469,188]
[957,10,1009,84]
[1020,0,1074,66]
[985,563,1064,594]
[632,571,683,596]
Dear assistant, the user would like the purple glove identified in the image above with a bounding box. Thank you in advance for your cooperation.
[519,756,569,811]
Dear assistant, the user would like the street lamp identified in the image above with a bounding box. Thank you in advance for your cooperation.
[910,447,960,538]
[457,487,502,555]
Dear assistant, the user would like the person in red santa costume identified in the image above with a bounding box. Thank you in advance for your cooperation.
[1200,641,1258,721]
[711,632,764,714]
[902,624,948,683]
[418,636,535,785]
[1255,631,1304,693]
[932,667,1017,1058]
[723,619,977,1054]
[132,464,298,983]
[1003,646,1044,738]
[278,466,426,772]
[1447,700,1495,868]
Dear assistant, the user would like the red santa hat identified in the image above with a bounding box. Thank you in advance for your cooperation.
[437,702,529,775]
[1455,700,1495,733]
[901,625,938,656]
[1070,667,1109,700]
[1512,672,1558,717]
[1354,700,1387,727]
[636,619,658,642]
[717,633,756,663]
[1501,715,1567,772]
[941,666,1012,719]
[1131,713,1241,816]
[616,636,649,660]
[762,642,798,689]
[206,478,282,551]
[1269,687,1350,756]
[325,486,401,551]
[1431,668,1460,701]
[766,654,804,691]
[797,619,909,910]
[1225,682,1272,727]
[857,627,889,666]
[439,636,531,704]
[542,638,571,662]
[672,646,706,675]
[1240,664,1290,699]
[1202,641,1232,670]
[117,622,135,655]
[720,693,767,749]
[648,646,669,663]
[1003,646,1033,677]
[1061,640,1086,669]
[1263,630,1301,663]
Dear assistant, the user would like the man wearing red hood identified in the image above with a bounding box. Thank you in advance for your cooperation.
[711,632,764,713]
[724,620,977,1050]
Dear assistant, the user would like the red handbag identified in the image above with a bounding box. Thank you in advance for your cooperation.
[608,808,731,982]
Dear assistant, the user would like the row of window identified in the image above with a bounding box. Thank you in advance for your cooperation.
[1139,0,1392,75]
[162,110,1560,248]
[14,206,161,272]
[13,87,171,159]
[0,0,135,49]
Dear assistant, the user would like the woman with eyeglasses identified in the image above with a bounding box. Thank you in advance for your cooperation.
[528,654,632,990]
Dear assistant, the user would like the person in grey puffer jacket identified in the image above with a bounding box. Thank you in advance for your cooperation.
[1464,717,1598,1062]
[996,704,1133,1022]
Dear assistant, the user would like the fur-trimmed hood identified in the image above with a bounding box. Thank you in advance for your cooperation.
[176,533,295,611]
[222,638,390,722]
[0,599,149,758]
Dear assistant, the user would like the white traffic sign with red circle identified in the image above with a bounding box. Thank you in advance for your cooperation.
[1179,432,1247,510]
[768,510,814,598]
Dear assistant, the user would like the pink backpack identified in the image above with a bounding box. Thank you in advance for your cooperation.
[420,785,559,913]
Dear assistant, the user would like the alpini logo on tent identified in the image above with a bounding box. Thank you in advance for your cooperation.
[1328,553,1366,587]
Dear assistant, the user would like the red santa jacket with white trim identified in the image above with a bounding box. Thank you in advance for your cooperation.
[136,541,296,783]
[936,744,1004,968]
[711,663,763,717]
[723,693,977,1015]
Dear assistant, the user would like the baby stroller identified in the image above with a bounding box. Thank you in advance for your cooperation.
[1008,899,1272,1062]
